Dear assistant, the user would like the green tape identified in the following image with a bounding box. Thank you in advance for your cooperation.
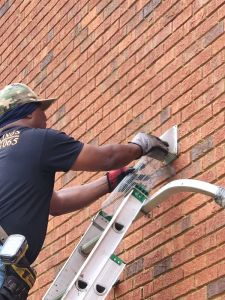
[132,184,149,203]
[99,210,112,221]
[110,254,125,266]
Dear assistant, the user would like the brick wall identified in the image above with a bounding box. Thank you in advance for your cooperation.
[1,0,225,299]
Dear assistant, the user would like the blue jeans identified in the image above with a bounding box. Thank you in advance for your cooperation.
[0,245,5,288]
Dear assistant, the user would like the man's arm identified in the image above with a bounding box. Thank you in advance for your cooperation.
[50,133,169,216]
[50,143,141,216]
[50,176,109,216]
[71,143,142,171]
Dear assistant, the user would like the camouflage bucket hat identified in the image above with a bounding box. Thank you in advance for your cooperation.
[0,83,57,117]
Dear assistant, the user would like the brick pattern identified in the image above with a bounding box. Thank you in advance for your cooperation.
[2,0,225,299]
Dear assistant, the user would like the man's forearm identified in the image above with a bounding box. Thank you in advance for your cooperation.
[71,143,142,172]
[50,176,109,216]
[100,143,141,170]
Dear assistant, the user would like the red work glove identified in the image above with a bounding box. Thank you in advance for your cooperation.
[106,167,134,192]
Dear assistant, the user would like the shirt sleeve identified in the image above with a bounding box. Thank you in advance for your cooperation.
[40,129,84,173]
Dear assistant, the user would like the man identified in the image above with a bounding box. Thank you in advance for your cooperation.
[0,83,168,300]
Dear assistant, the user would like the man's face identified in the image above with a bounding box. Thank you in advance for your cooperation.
[30,104,47,129]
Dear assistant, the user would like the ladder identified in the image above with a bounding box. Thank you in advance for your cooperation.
[41,126,225,300]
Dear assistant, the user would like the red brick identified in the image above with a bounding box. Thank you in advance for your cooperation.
[128,34,145,59]
[135,13,154,38]
[191,46,211,72]
[218,2,225,19]
[197,168,216,182]
[102,71,118,92]
[202,112,224,138]
[182,68,203,94]
[174,276,195,298]
[127,59,146,84]
[183,39,203,64]
[155,48,174,73]
[174,5,192,31]
[145,18,164,42]
[119,30,136,53]
[173,216,193,237]
[190,105,212,130]
[203,145,224,169]
[164,1,183,26]
[184,7,205,34]
[145,44,164,68]
[185,287,206,300]
[212,31,225,55]
[173,152,191,173]
[184,223,206,247]
[206,0,224,16]
[196,13,217,39]
[163,205,183,227]
[163,267,184,287]
[194,234,216,256]
[194,201,221,225]
[154,0,174,21]
[180,128,201,152]
[203,51,224,77]
[123,288,142,300]
[204,22,224,47]
[165,27,184,53]
[99,123,115,144]
[164,235,184,258]
[134,268,152,288]
[163,55,183,80]
[143,248,163,268]
[216,220,225,244]
[206,243,225,266]
[152,287,173,300]
[162,84,181,108]
[124,229,143,250]
[218,260,225,277]
[115,278,132,297]
[120,5,135,28]
[143,217,162,239]
[196,265,218,287]
[204,80,224,108]
[214,63,225,83]
[217,160,225,178]
[118,55,136,79]
[185,256,206,277]
[151,79,170,103]
[175,31,196,57]
[154,23,172,47]
[171,63,192,88]
[143,281,154,298]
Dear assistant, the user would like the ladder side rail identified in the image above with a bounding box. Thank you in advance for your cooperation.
[62,188,147,299]
[42,213,110,300]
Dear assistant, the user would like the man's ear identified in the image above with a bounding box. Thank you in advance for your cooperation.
[26,113,33,119]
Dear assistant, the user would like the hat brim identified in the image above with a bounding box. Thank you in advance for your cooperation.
[37,98,57,111]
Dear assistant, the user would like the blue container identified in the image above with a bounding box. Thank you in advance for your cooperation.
[0,245,5,287]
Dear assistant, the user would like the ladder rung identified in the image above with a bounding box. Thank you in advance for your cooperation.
[79,233,102,256]
[49,290,66,300]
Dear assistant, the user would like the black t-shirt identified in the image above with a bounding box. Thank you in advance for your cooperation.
[0,126,84,264]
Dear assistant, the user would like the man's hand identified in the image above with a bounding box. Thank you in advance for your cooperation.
[130,133,169,159]
[106,167,134,192]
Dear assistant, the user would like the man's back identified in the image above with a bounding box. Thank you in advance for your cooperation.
[0,126,83,264]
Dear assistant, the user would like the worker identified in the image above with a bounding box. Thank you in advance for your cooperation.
[0,83,169,300]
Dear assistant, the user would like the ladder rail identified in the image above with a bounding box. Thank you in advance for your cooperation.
[62,187,148,299]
